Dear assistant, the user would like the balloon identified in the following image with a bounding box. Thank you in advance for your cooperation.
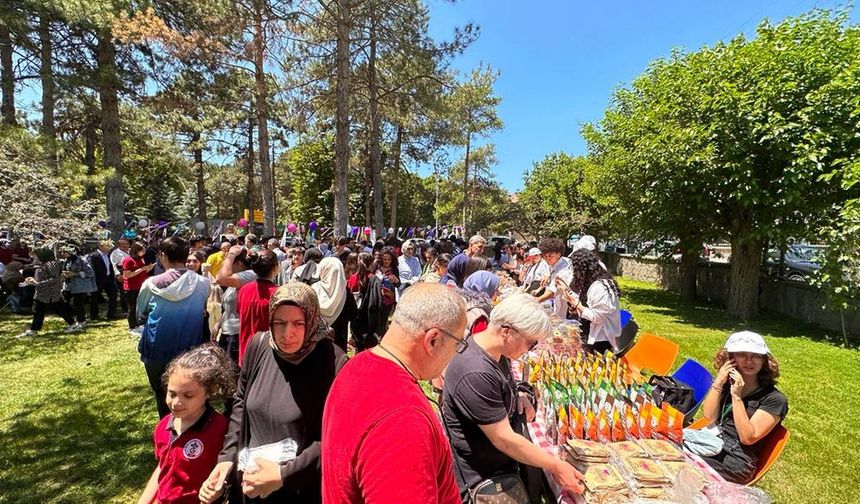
[195,221,206,230]
[238,218,248,228]
[309,221,318,231]
[364,226,372,235]
[388,227,394,235]
[287,223,298,233]
[138,218,149,228]
[398,227,403,232]
[351,226,359,236]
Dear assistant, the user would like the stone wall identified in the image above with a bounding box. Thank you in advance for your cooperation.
[601,252,860,337]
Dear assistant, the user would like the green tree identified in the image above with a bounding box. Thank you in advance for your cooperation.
[519,153,601,241]
[445,65,502,234]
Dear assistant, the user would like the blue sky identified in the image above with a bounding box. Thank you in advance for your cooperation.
[425,0,859,192]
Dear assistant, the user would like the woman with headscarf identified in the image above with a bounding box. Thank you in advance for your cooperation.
[396,240,422,296]
[294,248,323,285]
[200,283,348,504]
[17,246,78,337]
[312,257,356,352]
[62,246,97,330]
[439,252,469,288]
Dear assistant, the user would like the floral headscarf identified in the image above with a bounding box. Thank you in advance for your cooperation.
[268,282,332,364]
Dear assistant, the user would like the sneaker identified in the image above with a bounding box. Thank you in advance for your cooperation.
[65,323,81,333]
[129,326,144,337]
[77,320,88,329]
[16,329,38,338]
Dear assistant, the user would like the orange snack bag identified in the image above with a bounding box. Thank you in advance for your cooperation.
[586,409,598,441]
[611,408,626,441]
[639,403,652,438]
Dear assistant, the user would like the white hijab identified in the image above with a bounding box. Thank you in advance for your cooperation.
[313,257,347,324]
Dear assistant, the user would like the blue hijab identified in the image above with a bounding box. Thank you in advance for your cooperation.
[439,253,469,287]
[463,270,500,299]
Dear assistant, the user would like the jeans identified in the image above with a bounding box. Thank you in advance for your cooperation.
[144,360,170,419]
[30,299,75,331]
[218,333,239,367]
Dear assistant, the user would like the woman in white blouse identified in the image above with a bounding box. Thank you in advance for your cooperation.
[396,240,422,295]
[556,249,622,353]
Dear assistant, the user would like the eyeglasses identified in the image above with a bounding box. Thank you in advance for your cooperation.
[503,324,538,351]
[431,326,469,354]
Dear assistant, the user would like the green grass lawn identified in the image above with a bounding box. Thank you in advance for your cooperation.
[0,279,857,503]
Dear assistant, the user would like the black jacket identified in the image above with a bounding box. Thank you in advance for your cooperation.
[88,251,113,288]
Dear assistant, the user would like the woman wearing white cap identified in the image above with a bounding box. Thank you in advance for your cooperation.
[699,331,788,483]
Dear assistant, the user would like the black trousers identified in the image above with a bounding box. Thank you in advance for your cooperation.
[70,293,88,323]
[126,289,140,329]
[30,299,75,331]
[144,360,170,419]
[90,279,118,319]
[117,278,128,312]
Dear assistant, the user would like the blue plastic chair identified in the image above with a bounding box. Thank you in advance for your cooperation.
[672,358,713,421]
[620,309,633,328]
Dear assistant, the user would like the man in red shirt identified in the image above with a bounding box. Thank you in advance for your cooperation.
[321,283,468,504]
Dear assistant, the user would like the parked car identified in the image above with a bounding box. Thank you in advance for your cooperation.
[765,244,824,282]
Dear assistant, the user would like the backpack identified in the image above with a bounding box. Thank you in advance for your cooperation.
[649,375,696,414]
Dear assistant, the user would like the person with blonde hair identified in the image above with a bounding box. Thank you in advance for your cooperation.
[442,293,584,500]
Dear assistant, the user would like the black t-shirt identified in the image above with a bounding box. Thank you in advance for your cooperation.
[718,385,788,466]
[442,342,517,497]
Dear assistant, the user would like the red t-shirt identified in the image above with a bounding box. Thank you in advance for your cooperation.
[236,279,278,366]
[347,272,374,293]
[321,351,461,504]
[153,408,228,504]
[122,256,149,291]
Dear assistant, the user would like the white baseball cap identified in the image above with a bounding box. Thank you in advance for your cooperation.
[527,247,542,257]
[724,331,770,355]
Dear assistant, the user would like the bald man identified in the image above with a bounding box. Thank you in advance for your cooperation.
[322,283,467,503]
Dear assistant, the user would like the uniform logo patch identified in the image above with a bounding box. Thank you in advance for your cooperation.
[184,439,204,460]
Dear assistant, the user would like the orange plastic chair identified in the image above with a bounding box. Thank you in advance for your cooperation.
[686,417,790,486]
[748,424,790,485]
[687,416,713,430]
[621,333,680,377]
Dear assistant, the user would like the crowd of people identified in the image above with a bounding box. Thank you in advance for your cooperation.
[0,227,788,502]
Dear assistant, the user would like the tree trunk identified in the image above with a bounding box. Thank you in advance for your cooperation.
[192,131,207,233]
[83,120,97,200]
[364,141,372,229]
[333,0,351,236]
[253,0,275,234]
[97,31,124,238]
[246,118,255,215]
[461,132,471,234]
[389,124,403,230]
[39,13,56,170]
[368,13,384,237]
[0,21,15,126]
[678,235,699,301]
[727,232,763,319]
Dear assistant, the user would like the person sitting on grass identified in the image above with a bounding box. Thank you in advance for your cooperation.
[699,331,788,484]
[137,344,236,504]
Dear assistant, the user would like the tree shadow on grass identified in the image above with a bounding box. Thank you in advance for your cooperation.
[0,316,128,365]
[622,284,857,350]
[0,380,154,503]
